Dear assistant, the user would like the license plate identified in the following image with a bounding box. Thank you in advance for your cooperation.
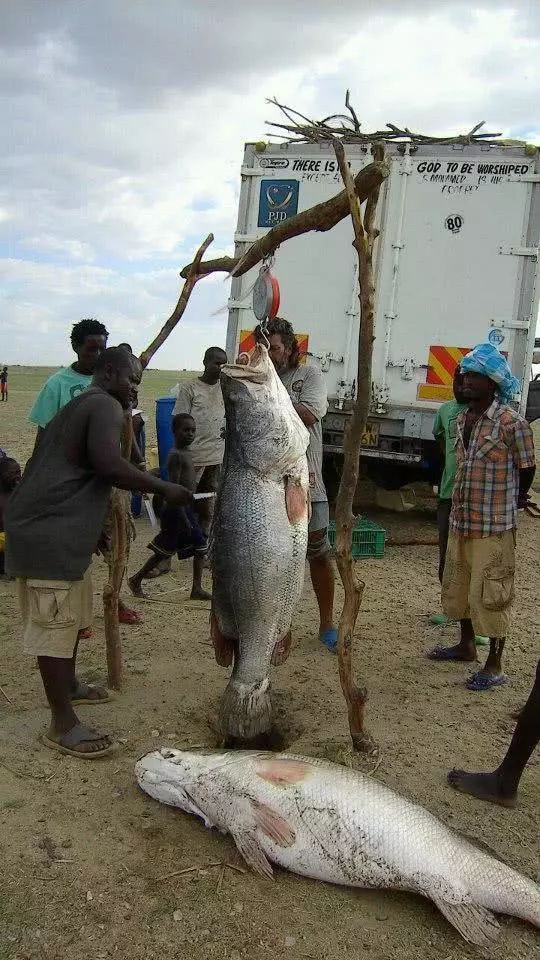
[362,423,379,447]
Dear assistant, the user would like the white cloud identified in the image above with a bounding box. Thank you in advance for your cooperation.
[1,1,539,368]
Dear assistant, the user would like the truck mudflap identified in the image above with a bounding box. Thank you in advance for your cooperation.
[416,344,470,402]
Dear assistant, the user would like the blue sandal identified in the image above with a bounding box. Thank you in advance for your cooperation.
[320,628,338,653]
[466,672,509,692]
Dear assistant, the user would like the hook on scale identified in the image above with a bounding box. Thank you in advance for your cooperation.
[252,255,280,348]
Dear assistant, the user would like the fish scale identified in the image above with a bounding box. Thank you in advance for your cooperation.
[135,748,540,950]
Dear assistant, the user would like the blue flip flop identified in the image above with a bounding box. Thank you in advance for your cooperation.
[320,628,338,654]
[466,672,509,692]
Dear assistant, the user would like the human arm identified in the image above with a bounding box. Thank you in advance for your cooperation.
[167,450,183,484]
[128,412,145,468]
[86,397,192,506]
[172,382,193,417]
[33,427,45,453]
[508,418,536,507]
[291,365,328,428]
[28,377,62,429]
[518,467,536,507]
[292,402,318,427]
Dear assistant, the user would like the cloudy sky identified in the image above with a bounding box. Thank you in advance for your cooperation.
[1,0,539,369]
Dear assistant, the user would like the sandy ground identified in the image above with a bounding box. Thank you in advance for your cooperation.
[0,370,539,960]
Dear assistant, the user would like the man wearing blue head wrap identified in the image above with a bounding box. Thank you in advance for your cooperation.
[428,343,536,690]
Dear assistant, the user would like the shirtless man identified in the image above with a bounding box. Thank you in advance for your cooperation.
[5,348,193,759]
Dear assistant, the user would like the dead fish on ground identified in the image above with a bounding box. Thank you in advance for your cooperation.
[210,343,309,740]
[135,748,540,949]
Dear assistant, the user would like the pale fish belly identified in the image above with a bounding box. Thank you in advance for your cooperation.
[211,465,308,739]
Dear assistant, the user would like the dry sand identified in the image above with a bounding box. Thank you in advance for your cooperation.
[0,369,538,960]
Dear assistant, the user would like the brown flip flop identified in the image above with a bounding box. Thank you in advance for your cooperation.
[41,723,115,759]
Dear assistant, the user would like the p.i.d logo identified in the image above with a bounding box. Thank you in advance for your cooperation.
[258,180,299,227]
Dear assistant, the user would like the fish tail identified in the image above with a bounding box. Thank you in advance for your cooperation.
[478,856,540,927]
[499,869,540,927]
[219,677,272,740]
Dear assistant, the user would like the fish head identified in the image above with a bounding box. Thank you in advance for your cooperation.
[220,344,309,476]
[135,748,243,822]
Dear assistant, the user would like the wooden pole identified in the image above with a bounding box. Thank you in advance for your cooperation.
[103,417,133,690]
[179,163,388,281]
[332,140,385,752]
[102,234,215,689]
[139,233,214,370]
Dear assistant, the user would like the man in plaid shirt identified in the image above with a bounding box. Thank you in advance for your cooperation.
[428,343,535,690]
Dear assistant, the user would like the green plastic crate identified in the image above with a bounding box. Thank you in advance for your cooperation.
[327,517,386,559]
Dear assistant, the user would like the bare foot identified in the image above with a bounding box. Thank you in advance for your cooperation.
[128,576,145,598]
[447,768,516,808]
[190,586,212,601]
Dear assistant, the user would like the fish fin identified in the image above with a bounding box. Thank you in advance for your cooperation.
[210,609,235,667]
[232,829,274,879]
[255,758,310,786]
[251,799,296,847]
[285,477,308,524]
[271,631,292,666]
[430,894,500,947]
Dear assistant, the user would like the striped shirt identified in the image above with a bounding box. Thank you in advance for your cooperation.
[450,400,535,538]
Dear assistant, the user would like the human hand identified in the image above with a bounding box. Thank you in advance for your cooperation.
[94,531,112,555]
[163,482,193,507]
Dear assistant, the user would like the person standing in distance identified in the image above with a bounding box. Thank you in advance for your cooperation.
[0,366,8,402]
[263,317,337,653]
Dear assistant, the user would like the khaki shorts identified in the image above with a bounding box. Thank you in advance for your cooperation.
[17,567,93,658]
[441,531,515,638]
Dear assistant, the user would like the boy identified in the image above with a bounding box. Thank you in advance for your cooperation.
[0,366,8,402]
[128,414,209,597]
[0,456,21,577]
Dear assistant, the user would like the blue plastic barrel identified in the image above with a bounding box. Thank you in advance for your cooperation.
[156,396,175,479]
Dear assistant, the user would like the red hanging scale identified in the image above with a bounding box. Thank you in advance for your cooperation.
[252,261,280,323]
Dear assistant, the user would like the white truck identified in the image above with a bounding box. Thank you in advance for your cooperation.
[226,140,540,494]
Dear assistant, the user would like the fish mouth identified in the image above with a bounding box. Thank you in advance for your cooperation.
[222,343,269,383]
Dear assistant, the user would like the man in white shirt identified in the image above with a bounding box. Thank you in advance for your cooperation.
[172,346,227,598]
[265,318,337,653]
